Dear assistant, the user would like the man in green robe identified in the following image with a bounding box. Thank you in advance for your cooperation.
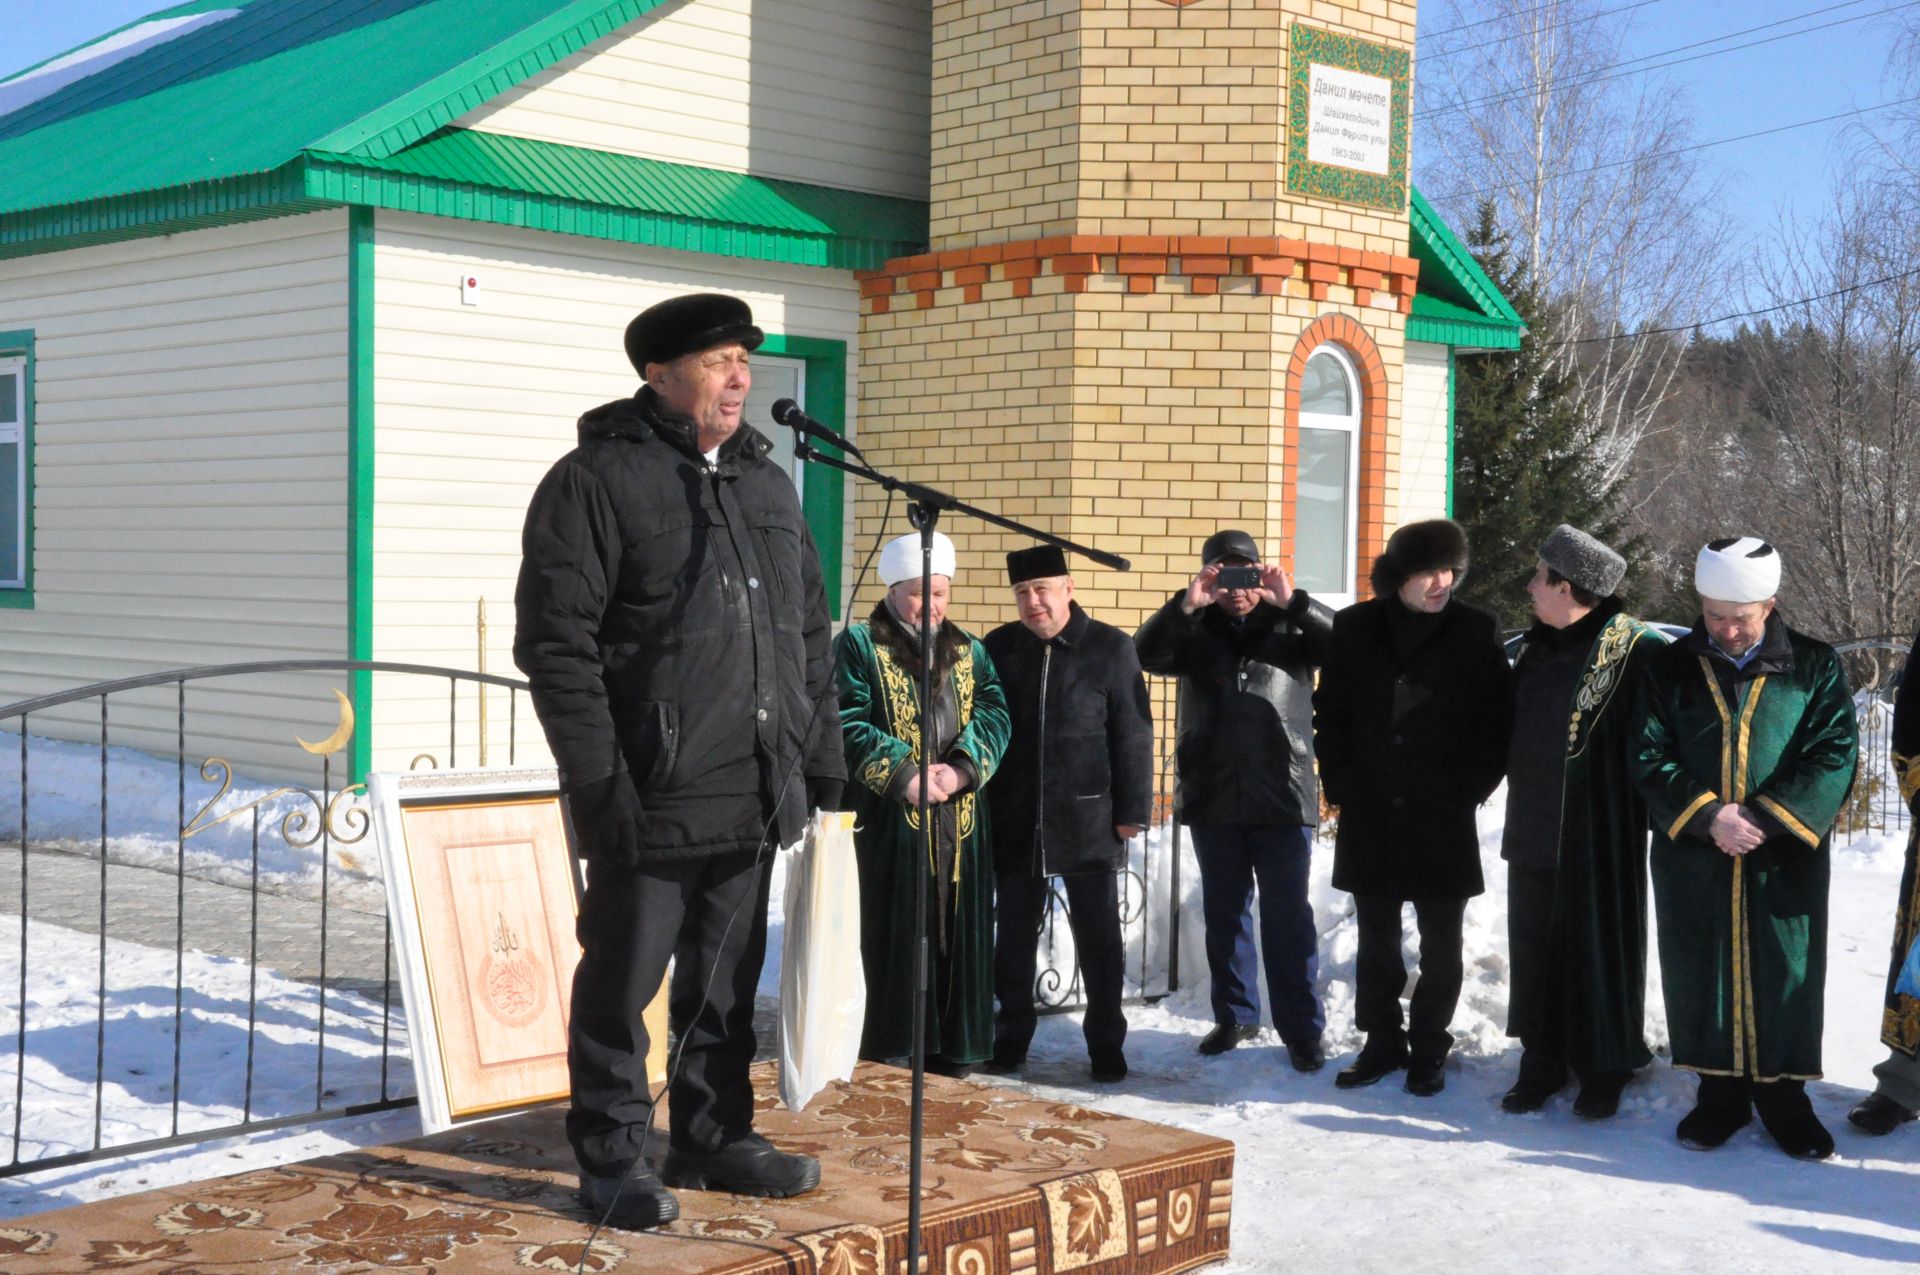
[1501,525,1667,1119]
[1849,619,1920,1137]
[834,529,1010,1075]
[1633,536,1859,1160]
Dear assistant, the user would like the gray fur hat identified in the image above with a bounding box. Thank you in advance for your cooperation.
[1538,524,1626,598]
[1370,518,1470,597]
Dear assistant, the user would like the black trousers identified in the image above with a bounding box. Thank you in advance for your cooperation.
[1353,893,1467,1061]
[1506,862,1559,1060]
[566,848,770,1177]
[993,870,1127,1059]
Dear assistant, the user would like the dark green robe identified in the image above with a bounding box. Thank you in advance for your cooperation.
[1511,611,1667,1073]
[1881,628,1919,1057]
[1633,621,1859,1080]
[833,619,1010,1065]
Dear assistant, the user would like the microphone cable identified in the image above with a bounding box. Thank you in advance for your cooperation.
[578,486,897,1269]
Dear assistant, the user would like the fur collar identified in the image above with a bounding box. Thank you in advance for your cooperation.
[869,597,971,685]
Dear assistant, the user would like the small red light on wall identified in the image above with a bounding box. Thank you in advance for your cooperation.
[461,274,481,306]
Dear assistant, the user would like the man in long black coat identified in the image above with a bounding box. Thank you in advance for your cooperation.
[514,294,844,1230]
[984,546,1155,1082]
[1136,529,1337,1071]
[1313,519,1511,1095]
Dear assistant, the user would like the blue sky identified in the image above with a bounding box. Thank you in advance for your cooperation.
[0,0,1901,253]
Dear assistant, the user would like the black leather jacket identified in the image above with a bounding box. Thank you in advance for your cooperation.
[1134,590,1335,826]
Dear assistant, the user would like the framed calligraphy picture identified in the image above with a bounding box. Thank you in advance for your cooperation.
[368,767,664,1131]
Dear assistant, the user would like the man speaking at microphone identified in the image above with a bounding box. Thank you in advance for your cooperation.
[515,293,844,1230]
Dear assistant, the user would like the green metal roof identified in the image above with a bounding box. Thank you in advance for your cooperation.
[1406,186,1525,349]
[0,0,671,216]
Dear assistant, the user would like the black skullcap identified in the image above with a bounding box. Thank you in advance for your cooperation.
[1201,529,1260,565]
[624,293,764,377]
[1007,545,1070,584]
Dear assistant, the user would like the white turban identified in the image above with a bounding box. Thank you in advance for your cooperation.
[878,530,956,586]
[1694,537,1781,603]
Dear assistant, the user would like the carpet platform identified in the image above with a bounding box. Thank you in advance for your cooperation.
[1,1063,1234,1273]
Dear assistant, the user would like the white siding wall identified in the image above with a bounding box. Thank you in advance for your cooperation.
[0,212,353,782]
[1397,341,1452,526]
[456,0,931,200]
[368,211,860,774]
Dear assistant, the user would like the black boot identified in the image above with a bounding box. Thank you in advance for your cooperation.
[1754,1080,1834,1161]
[1501,1047,1568,1113]
[1847,1091,1918,1136]
[578,1168,680,1231]
[1089,1047,1128,1083]
[1335,1035,1409,1089]
[661,1132,821,1197]
[1676,1075,1753,1150]
[1198,1023,1259,1056]
[1571,1070,1631,1120]
[981,1043,1025,1076]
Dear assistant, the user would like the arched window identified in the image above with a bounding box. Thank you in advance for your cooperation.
[1294,346,1360,604]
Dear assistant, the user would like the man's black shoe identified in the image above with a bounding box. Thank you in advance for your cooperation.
[1286,1040,1326,1073]
[1571,1071,1630,1120]
[1405,1057,1446,1097]
[981,1049,1025,1077]
[1755,1082,1834,1160]
[578,1169,679,1231]
[924,1055,975,1080]
[1090,1048,1128,1083]
[1197,1023,1259,1056]
[1334,1040,1408,1089]
[1501,1076,1559,1113]
[1847,1091,1918,1136]
[661,1133,821,1197]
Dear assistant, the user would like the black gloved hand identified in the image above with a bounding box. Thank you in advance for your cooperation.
[806,777,844,812]
[563,771,644,864]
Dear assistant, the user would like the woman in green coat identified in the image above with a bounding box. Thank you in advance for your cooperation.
[834,531,1010,1073]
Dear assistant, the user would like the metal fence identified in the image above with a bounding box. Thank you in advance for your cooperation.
[0,660,534,1179]
[1833,636,1914,846]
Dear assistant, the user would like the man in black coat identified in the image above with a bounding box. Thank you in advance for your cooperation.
[1136,529,1337,1071]
[514,293,844,1230]
[1313,519,1510,1096]
[984,546,1155,1083]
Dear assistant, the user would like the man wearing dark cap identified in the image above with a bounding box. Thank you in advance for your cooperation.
[983,546,1154,1082]
[515,293,844,1229]
[1312,518,1511,1095]
[1136,530,1336,1069]
[1499,525,1667,1119]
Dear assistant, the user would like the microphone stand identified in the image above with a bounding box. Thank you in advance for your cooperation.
[789,432,1127,1275]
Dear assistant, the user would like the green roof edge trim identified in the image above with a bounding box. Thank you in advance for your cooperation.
[310,0,673,161]
[1406,299,1523,350]
[1408,186,1524,329]
[298,154,924,270]
[0,166,326,260]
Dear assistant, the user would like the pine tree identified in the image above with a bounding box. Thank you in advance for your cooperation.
[1450,201,1632,629]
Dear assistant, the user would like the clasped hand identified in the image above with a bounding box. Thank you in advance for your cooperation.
[903,762,964,806]
[1709,802,1768,856]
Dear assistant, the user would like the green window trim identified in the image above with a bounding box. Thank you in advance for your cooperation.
[758,333,848,619]
[0,329,34,609]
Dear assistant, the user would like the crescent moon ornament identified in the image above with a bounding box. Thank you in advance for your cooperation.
[296,689,356,756]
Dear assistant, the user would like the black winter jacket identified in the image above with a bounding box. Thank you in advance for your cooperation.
[1313,595,1511,899]
[984,604,1155,877]
[1134,590,1335,826]
[513,387,844,862]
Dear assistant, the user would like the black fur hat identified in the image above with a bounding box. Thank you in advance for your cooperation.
[1369,518,1470,597]
[624,293,763,376]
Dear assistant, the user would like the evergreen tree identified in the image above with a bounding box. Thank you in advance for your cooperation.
[1450,201,1633,629]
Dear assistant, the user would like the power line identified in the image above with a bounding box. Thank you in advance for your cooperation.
[1421,93,1920,204]
[1418,0,1918,122]
[1417,0,1662,42]
[1420,0,1675,65]
[1548,264,1920,347]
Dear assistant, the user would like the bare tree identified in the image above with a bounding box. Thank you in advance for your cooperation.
[1415,0,1729,494]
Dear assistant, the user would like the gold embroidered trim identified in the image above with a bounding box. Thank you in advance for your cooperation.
[1896,751,1920,807]
[1669,791,1717,841]
[1567,615,1638,758]
[1753,795,1820,848]
[1733,676,1766,1075]
[1672,1063,1825,1082]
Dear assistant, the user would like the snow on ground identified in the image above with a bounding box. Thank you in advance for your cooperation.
[2,777,1918,1271]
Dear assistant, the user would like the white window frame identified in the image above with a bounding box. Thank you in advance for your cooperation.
[0,352,25,591]
[745,353,809,498]
[1295,344,1361,609]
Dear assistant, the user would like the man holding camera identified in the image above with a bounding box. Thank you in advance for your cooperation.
[1135,530,1336,1070]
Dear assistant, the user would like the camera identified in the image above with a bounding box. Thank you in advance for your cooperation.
[1215,564,1261,590]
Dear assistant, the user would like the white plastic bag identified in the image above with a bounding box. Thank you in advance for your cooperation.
[777,810,866,1111]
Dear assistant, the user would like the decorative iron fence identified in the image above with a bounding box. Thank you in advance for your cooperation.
[1833,636,1914,847]
[0,660,534,1179]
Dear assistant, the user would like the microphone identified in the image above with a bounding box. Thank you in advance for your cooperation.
[771,398,865,461]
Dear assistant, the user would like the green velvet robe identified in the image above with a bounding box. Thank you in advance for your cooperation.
[833,620,1010,1065]
[1633,624,1859,1080]
[1513,612,1667,1072]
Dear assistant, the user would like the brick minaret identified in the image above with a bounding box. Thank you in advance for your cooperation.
[855,0,1420,633]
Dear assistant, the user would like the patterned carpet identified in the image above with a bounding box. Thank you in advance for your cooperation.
[0,1062,1234,1273]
